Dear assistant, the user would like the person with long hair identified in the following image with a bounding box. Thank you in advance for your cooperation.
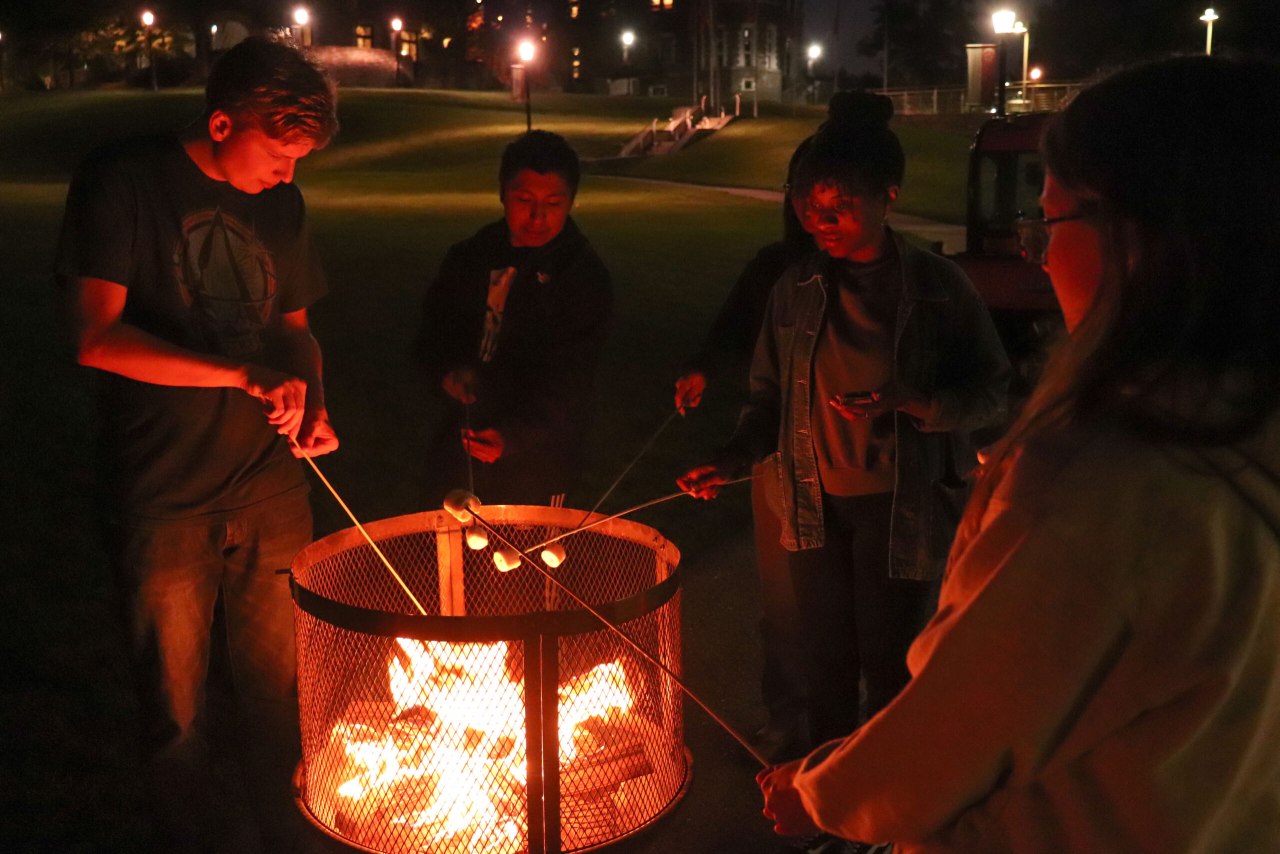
[758,54,1280,851]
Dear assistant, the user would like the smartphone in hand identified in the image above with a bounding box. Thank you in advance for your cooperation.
[837,390,878,406]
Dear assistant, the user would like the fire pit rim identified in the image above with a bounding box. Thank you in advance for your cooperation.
[294,506,681,577]
[289,569,681,641]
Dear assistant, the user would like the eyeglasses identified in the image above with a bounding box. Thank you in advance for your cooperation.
[1013,209,1092,265]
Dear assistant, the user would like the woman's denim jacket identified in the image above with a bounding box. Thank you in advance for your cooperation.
[720,231,1011,580]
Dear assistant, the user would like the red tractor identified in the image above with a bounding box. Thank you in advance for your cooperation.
[949,112,1063,412]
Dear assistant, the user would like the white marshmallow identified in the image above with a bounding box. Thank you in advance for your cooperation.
[493,547,522,573]
[465,526,489,550]
[443,489,481,523]
[540,543,567,568]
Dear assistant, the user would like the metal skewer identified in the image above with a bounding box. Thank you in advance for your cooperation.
[531,476,754,553]
[468,502,770,767]
[569,408,680,532]
[290,436,429,616]
[292,436,766,766]
[463,401,475,495]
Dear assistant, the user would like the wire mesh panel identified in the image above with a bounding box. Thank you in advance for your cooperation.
[292,507,689,854]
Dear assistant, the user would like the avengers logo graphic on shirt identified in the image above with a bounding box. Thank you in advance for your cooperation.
[174,208,277,358]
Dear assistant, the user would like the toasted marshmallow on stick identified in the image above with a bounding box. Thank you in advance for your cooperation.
[465,525,489,550]
[493,547,522,573]
[443,489,482,524]
[540,543,567,568]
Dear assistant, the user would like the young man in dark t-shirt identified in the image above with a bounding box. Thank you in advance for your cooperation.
[414,130,612,507]
[55,37,338,851]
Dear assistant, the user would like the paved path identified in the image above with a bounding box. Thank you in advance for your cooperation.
[596,174,968,254]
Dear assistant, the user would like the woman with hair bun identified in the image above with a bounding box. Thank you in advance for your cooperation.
[680,91,1010,758]
[758,55,1280,852]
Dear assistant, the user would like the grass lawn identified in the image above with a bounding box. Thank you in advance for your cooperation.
[0,87,982,852]
[599,109,986,224]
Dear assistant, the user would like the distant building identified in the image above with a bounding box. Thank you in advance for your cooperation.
[253,0,802,102]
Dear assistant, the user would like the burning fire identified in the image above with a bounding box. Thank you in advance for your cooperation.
[311,638,648,853]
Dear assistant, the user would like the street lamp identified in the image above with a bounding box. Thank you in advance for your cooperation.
[292,7,311,47]
[806,42,822,75]
[1013,21,1028,104]
[992,9,1018,117]
[140,10,158,91]
[621,30,635,65]
[517,39,536,132]
[1200,8,1218,55]
[391,17,403,86]
[806,42,823,105]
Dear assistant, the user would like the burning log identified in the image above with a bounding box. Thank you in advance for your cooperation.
[292,506,688,854]
[562,740,653,798]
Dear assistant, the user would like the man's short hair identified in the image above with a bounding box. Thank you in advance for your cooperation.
[206,36,338,148]
[499,131,580,196]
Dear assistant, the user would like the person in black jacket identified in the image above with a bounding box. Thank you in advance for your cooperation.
[674,136,816,764]
[415,131,613,507]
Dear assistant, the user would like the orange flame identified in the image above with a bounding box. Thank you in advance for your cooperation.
[323,638,637,852]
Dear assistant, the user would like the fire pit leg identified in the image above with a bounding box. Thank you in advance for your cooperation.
[524,633,562,854]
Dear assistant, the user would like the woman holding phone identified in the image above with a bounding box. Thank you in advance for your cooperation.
[679,92,1009,751]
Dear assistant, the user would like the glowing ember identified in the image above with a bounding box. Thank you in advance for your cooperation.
[313,638,648,853]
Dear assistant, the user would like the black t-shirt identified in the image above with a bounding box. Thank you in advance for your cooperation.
[55,135,326,519]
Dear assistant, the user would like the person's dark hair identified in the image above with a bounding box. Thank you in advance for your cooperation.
[206,36,338,148]
[1008,54,1280,451]
[791,91,905,200]
[499,130,581,197]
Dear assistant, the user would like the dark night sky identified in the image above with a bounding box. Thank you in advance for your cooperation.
[801,0,1045,78]
[797,1,1271,82]
[803,0,875,74]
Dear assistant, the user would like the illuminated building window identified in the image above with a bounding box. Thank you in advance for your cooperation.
[651,0,660,8]
[573,47,581,56]
[355,24,372,49]
[400,30,418,61]
[739,25,753,67]
[662,0,673,7]
[570,4,579,17]
[764,24,777,70]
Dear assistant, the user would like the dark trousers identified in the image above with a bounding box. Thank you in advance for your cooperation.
[789,492,938,744]
[752,466,807,739]
[112,492,312,853]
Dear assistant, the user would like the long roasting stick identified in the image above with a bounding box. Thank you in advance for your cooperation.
[293,435,767,766]
[531,477,754,553]
[572,409,681,530]
[290,436,429,617]
[468,490,769,768]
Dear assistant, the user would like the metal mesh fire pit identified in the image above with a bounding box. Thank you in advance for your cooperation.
[290,505,690,854]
